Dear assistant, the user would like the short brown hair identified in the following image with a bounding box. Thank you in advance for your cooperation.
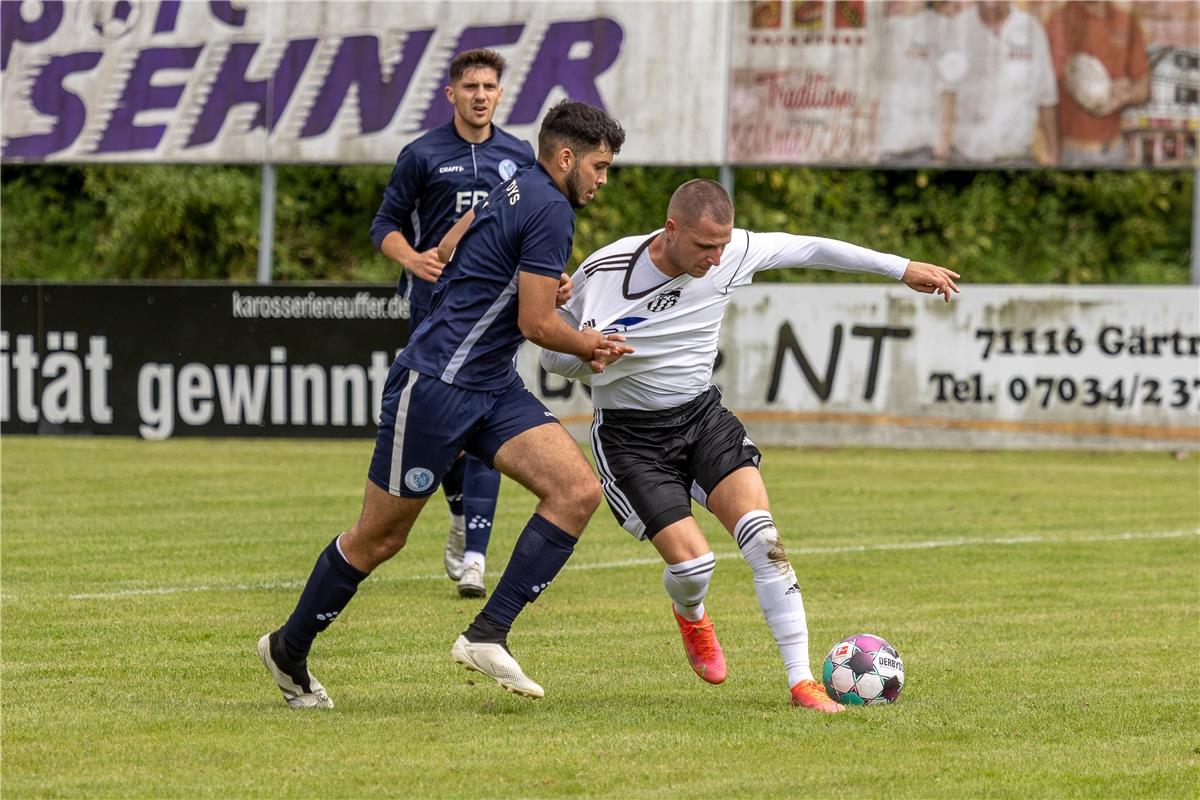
[667,179,733,227]
[449,49,507,83]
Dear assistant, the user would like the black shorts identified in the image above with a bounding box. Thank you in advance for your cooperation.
[589,387,761,540]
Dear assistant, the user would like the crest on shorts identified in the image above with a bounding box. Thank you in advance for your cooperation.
[647,288,681,312]
[404,467,435,492]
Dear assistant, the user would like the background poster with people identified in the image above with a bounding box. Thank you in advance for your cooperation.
[2,1,1195,168]
[728,0,1199,168]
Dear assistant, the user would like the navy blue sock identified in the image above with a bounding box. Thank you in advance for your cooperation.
[281,535,369,657]
[463,455,501,555]
[472,514,576,634]
[442,455,465,516]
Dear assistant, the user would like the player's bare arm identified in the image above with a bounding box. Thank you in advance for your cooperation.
[901,261,960,302]
[517,271,623,363]
[436,208,475,263]
[381,230,443,282]
[520,270,633,374]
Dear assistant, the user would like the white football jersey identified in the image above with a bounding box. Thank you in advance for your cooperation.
[540,229,909,411]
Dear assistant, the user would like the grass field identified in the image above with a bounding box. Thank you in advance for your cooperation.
[2,436,1198,799]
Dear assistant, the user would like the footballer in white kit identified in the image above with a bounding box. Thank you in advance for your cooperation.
[541,179,959,711]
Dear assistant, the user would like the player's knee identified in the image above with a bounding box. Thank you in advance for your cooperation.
[383,524,411,553]
[348,520,410,569]
[577,474,603,516]
[550,474,601,528]
[376,533,410,563]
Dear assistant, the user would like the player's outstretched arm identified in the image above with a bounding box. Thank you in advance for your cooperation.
[900,261,961,303]
[749,233,960,302]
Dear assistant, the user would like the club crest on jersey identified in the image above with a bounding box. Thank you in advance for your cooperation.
[498,159,518,180]
[404,467,435,492]
[647,288,682,312]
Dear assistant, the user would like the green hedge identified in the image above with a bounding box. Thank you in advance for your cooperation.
[1,163,1191,283]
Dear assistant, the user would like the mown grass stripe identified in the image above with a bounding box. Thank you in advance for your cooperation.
[63,528,1198,601]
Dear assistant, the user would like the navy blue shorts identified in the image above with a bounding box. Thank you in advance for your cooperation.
[368,362,557,497]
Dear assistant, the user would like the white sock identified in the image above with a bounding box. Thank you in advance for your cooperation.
[450,513,466,532]
[663,551,715,622]
[462,551,485,572]
[734,510,813,686]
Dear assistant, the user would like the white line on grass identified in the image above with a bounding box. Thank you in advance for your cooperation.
[64,528,1199,602]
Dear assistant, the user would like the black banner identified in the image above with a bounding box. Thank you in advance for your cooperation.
[1,282,407,439]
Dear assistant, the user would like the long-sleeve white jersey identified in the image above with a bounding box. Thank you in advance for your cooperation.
[539,229,909,411]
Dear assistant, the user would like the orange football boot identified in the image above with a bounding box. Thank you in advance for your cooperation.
[673,608,727,684]
[789,679,846,713]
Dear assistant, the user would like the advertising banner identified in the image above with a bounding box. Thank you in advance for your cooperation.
[728,0,1199,168]
[4,1,1193,168]
[1,282,407,438]
[0,0,726,164]
[525,284,1200,450]
[4,282,1197,449]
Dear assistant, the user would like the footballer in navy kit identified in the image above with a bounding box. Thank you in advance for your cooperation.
[258,101,630,708]
[370,49,535,599]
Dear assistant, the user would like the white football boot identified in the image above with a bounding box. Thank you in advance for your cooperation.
[257,631,333,709]
[450,635,544,698]
[457,562,486,598]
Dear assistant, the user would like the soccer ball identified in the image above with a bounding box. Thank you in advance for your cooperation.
[90,0,140,39]
[822,633,904,706]
[1065,53,1113,115]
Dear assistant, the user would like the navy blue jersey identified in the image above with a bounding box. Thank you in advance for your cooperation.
[396,163,574,392]
[370,121,535,318]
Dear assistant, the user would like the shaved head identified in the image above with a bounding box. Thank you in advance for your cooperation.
[666,179,733,228]
[652,179,735,280]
